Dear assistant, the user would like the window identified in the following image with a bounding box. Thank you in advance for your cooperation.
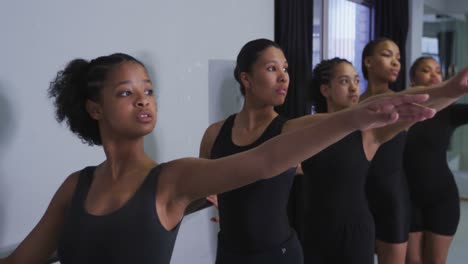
[421,36,440,63]
[313,0,373,93]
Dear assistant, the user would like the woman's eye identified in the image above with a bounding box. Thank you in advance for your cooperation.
[119,90,132,97]
[355,79,360,85]
[145,89,154,96]
[267,66,276,72]
[340,79,349,85]
[283,67,289,72]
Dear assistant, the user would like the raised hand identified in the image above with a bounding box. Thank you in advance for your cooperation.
[352,93,436,131]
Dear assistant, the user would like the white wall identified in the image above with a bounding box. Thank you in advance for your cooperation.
[0,0,273,263]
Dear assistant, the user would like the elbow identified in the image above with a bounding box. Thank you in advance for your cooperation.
[257,156,283,180]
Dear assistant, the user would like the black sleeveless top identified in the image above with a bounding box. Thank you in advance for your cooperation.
[301,131,372,225]
[211,114,296,253]
[405,104,468,202]
[58,164,181,264]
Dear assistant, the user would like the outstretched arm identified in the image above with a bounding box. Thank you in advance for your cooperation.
[162,93,434,208]
[362,67,468,144]
[404,67,468,111]
[1,173,79,264]
[183,122,223,215]
[288,67,468,144]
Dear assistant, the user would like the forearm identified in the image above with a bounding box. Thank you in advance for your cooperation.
[254,109,356,179]
[371,120,412,144]
[403,82,462,111]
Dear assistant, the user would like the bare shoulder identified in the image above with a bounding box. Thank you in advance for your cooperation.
[52,170,82,208]
[203,120,225,142]
[199,119,226,158]
[61,170,81,193]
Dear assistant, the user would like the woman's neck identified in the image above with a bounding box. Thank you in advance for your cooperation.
[237,103,278,130]
[100,138,155,180]
[366,76,392,95]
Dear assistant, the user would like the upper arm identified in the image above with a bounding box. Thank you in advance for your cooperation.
[156,121,226,220]
[159,118,268,206]
[370,121,413,144]
[5,172,79,264]
[181,122,224,214]
[162,153,267,206]
[399,83,458,111]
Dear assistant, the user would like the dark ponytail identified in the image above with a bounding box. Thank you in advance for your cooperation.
[311,58,352,113]
[234,39,282,95]
[48,53,145,145]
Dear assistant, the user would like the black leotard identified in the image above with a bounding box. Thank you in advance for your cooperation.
[301,131,374,264]
[58,164,181,264]
[211,114,301,264]
[366,132,410,243]
[404,104,468,235]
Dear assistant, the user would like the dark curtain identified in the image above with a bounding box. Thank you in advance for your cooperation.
[437,31,454,77]
[274,0,313,118]
[274,0,313,243]
[374,0,409,91]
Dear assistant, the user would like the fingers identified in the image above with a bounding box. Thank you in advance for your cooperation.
[384,94,430,110]
[395,104,436,121]
[377,111,399,124]
[375,94,435,115]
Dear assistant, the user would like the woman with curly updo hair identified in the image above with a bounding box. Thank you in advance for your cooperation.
[0,52,434,264]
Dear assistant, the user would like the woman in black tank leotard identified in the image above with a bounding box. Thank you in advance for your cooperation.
[405,57,468,264]
[301,58,375,264]
[199,39,443,264]
[0,54,433,263]
[360,38,410,264]
[201,39,306,264]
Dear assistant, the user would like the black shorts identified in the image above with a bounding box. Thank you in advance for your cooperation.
[215,231,303,264]
[410,194,460,236]
[303,221,375,264]
[368,170,410,243]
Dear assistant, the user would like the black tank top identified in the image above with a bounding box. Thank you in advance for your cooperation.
[211,114,296,253]
[405,104,468,202]
[367,131,407,193]
[301,131,372,224]
[58,164,181,264]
